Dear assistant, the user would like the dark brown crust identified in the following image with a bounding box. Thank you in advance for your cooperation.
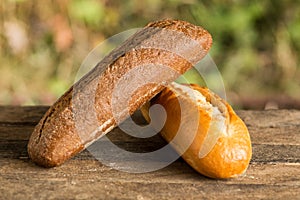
[27,19,212,167]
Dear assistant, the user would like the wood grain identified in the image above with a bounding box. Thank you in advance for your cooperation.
[0,106,299,199]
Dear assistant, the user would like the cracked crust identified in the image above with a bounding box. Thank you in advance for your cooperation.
[141,84,252,178]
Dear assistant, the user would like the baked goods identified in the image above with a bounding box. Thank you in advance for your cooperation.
[141,83,252,178]
[27,19,212,167]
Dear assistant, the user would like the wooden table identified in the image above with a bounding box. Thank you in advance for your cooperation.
[0,106,299,199]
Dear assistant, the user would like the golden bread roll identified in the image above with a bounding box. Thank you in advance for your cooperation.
[141,82,252,178]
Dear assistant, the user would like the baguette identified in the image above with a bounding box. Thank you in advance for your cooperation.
[27,19,212,167]
[141,83,252,178]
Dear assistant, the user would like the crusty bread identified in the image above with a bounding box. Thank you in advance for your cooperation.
[27,19,212,167]
[141,83,252,178]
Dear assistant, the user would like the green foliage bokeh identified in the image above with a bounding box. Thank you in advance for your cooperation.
[0,0,299,107]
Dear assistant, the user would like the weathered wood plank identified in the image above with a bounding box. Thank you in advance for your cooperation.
[0,107,299,199]
[0,159,299,199]
[0,106,48,124]
[1,176,298,200]
[1,140,299,164]
[237,109,300,128]
[0,126,34,140]
[1,109,300,146]
[0,123,299,163]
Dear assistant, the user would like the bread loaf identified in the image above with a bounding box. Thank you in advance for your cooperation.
[141,83,252,178]
[27,19,212,167]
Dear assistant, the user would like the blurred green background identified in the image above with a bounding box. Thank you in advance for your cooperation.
[0,0,299,109]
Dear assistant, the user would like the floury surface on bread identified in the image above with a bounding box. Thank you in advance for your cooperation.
[27,19,213,167]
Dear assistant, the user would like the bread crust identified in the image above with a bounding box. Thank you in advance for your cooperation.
[27,19,212,167]
[141,83,252,178]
